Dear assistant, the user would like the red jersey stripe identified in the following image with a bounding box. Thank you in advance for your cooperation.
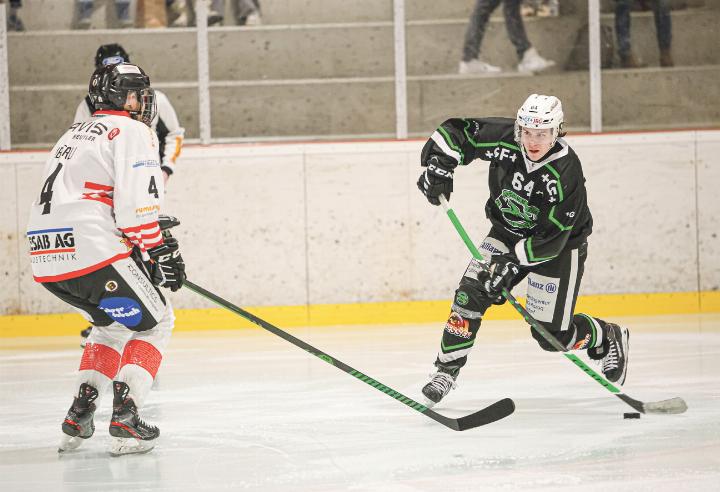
[33,250,133,283]
[120,221,159,234]
[84,182,114,191]
[82,196,114,207]
[93,110,130,117]
[30,248,76,256]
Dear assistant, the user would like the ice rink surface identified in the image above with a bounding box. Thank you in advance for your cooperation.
[1,314,718,492]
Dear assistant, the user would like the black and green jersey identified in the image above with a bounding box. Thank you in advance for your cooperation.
[421,117,593,265]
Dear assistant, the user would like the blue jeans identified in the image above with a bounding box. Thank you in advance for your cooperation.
[77,1,131,21]
[615,0,672,57]
[462,0,531,62]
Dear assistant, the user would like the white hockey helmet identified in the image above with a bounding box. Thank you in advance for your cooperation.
[514,93,564,144]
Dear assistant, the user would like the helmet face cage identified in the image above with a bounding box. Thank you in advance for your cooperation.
[137,88,157,127]
[514,121,561,148]
[88,64,154,126]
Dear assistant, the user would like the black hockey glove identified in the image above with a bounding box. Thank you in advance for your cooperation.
[147,237,186,292]
[417,155,454,206]
[477,255,520,300]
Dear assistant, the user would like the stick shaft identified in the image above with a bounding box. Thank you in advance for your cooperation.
[183,280,514,429]
[438,200,688,413]
[438,196,621,389]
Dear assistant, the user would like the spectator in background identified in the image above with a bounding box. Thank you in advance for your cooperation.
[73,0,134,29]
[203,0,225,26]
[521,0,559,17]
[137,0,168,27]
[167,0,190,26]
[3,0,24,31]
[459,0,555,74]
[235,0,261,26]
[615,0,673,68]
[167,0,261,27]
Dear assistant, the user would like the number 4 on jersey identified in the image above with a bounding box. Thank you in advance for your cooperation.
[39,163,63,215]
[148,176,159,198]
[511,171,535,197]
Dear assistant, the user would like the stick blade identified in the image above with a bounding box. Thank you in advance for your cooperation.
[436,398,515,431]
[643,397,688,414]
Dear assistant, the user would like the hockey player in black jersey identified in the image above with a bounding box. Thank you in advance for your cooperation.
[417,94,630,406]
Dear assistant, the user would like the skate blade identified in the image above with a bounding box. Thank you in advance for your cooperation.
[109,437,157,456]
[58,434,85,453]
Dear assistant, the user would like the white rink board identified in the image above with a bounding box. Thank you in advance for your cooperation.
[1,130,719,315]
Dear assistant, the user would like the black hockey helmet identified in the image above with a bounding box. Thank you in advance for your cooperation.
[88,63,157,126]
[95,43,130,69]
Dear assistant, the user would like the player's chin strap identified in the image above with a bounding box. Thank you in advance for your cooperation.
[437,195,687,415]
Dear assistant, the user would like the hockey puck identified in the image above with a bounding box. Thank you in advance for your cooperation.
[623,412,641,419]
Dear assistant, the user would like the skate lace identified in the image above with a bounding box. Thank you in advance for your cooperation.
[427,372,457,395]
[136,417,158,432]
[113,401,157,432]
[603,339,619,373]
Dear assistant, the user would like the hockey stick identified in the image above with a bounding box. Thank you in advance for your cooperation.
[438,195,687,415]
[183,280,515,430]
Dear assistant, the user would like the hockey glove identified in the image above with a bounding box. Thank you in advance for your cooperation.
[158,214,180,238]
[477,255,520,300]
[417,155,454,206]
[147,237,186,292]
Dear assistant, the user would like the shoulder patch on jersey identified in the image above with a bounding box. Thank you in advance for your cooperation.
[108,128,120,140]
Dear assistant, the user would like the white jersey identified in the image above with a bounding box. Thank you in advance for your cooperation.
[27,111,165,283]
[74,89,184,174]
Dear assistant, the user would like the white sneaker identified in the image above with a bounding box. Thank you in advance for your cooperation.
[458,59,502,74]
[170,12,189,27]
[168,0,189,26]
[245,12,262,25]
[517,47,555,73]
[207,10,224,26]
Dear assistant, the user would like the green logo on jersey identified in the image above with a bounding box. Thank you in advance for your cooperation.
[456,291,469,306]
[495,189,540,229]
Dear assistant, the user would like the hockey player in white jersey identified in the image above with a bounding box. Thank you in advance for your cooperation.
[75,43,185,347]
[27,62,186,455]
[74,44,185,183]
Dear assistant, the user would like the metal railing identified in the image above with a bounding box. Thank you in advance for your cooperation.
[0,0,610,150]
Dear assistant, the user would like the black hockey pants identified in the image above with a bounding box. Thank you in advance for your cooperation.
[434,231,609,375]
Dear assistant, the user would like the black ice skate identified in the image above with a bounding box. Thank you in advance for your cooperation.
[58,383,98,453]
[589,323,630,386]
[421,370,457,407]
[109,381,159,456]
